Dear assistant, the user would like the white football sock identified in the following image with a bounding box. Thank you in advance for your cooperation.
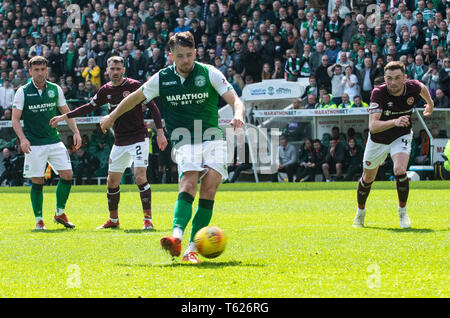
[55,208,65,216]
[173,227,183,240]
[398,206,407,213]
[184,241,196,255]
[110,218,119,223]
[35,217,43,223]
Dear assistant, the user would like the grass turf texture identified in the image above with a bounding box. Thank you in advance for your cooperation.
[0,181,448,298]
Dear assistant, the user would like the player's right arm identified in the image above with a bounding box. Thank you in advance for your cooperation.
[369,109,410,134]
[11,88,31,153]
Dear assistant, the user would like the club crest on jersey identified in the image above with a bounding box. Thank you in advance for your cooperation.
[48,90,55,98]
[107,94,112,100]
[407,97,414,105]
[365,161,371,166]
[123,91,130,98]
[194,75,206,87]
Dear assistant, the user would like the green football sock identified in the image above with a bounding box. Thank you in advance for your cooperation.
[190,199,214,242]
[173,192,195,232]
[56,178,72,214]
[30,183,43,218]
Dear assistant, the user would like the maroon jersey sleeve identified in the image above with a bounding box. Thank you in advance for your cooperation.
[369,85,384,114]
[406,79,422,98]
[143,100,163,129]
[66,86,107,119]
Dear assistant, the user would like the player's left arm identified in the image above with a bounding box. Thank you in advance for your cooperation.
[222,89,245,131]
[419,82,434,116]
[58,104,82,150]
[209,66,245,131]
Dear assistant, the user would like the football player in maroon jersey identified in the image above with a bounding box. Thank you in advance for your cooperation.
[51,56,167,230]
[353,61,434,229]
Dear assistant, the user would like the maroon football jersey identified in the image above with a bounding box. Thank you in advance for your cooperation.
[369,79,422,145]
[68,78,161,146]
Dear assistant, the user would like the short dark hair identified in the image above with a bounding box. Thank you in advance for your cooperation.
[384,61,406,74]
[168,31,195,51]
[107,55,124,66]
[29,56,48,68]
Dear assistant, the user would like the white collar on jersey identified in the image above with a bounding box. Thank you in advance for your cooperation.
[31,78,47,95]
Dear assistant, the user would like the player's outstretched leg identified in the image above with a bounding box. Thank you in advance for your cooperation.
[53,177,75,228]
[395,173,411,228]
[183,199,214,263]
[160,191,194,257]
[31,181,45,230]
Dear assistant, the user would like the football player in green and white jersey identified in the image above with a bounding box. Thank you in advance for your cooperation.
[11,56,81,230]
[100,32,245,263]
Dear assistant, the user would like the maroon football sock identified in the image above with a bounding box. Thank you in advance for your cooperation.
[138,182,152,218]
[395,174,409,208]
[357,178,373,210]
[107,186,120,219]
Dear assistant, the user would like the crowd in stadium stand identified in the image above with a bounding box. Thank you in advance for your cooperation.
[0,0,449,185]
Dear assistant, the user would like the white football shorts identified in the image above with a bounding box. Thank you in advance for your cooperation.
[363,132,413,169]
[174,139,228,182]
[108,138,149,173]
[23,141,72,178]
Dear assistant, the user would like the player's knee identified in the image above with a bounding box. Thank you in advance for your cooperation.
[394,167,407,176]
[200,187,218,200]
[322,163,329,170]
[135,174,147,185]
[59,170,73,180]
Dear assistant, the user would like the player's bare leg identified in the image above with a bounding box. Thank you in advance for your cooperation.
[134,166,153,230]
[392,152,411,228]
[161,171,199,258]
[31,177,46,230]
[183,168,222,263]
[353,166,379,227]
[53,169,75,228]
[97,171,122,229]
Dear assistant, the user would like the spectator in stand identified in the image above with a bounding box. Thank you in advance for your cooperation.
[322,137,345,182]
[412,54,429,81]
[272,58,285,79]
[272,135,297,182]
[434,89,449,108]
[341,66,360,102]
[301,75,318,100]
[315,55,331,92]
[295,137,315,182]
[357,58,376,104]
[415,129,431,165]
[338,93,353,108]
[327,63,345,106]
[0,79,14,117]
[352,95,369,108]
[304,94,318,109]
[0,148,23,187]
[343,137,363,181]
[82,58,101,90]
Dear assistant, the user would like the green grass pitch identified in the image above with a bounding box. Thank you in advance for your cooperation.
[0,181,448,298]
